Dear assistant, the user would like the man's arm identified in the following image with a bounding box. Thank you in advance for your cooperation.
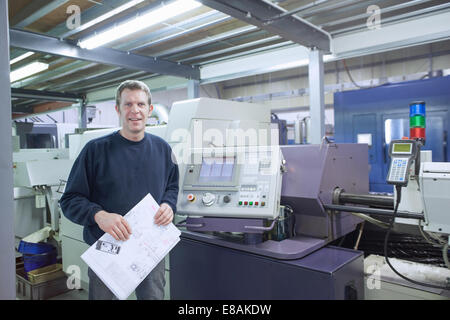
[60,145,103,227]
[60,146,132,241]
[155,156,179,226]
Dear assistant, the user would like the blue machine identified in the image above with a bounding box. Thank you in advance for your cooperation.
[334,76,450,192]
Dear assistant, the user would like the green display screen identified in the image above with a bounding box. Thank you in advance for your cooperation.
[393,143,412,153]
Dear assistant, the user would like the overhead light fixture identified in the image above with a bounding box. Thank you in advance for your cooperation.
[79,0,202,50]
[10,62,49,83]
[61,0,146,38]
[10,51,34,65]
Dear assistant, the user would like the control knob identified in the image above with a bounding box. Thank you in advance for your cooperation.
[202,193,216,206]
[223,195,231,203]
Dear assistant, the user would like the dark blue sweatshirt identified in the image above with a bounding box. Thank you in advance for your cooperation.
[60,131,179,245]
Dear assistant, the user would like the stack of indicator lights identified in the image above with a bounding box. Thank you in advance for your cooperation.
[409,101,426,143]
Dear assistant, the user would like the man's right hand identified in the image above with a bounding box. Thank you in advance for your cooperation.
[94,210,132,241]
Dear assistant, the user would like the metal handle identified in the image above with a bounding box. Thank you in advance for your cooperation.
[176,222,204,228]
[244,219,276,231]
[444,130,448,162]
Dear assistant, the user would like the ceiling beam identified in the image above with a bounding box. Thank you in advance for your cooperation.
[11,88,83,102]
[10,29,200,80]
[332,9,450,59]
[32,101,74,114]
[197,0,330,52]
[12,103,80,120]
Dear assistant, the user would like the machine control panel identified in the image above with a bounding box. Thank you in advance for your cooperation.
[177,146,284,219]
[387,140,418,186]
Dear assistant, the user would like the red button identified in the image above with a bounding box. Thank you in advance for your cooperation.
[244,201,248,205]
[255,202,259,206]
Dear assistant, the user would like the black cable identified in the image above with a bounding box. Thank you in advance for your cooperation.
[342,59,391,89]
[384,185,450,290]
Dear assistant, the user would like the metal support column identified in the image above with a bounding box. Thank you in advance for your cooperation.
[308,48,325,144]
[0,0,17,300]
[78,102,87,129]
[187,79,200,99]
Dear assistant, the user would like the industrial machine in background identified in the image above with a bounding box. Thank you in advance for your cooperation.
[12,122,76,248]
[14,122,78,149]
[334,76,450,192]
[330,101,450,295]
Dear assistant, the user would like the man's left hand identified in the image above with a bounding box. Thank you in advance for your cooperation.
[154,203,174,226]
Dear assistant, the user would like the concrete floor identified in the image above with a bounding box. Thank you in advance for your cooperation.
[47,289,88,300]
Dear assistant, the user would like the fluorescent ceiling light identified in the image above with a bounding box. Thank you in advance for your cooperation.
[61,0,145,38]
[267,54,333,72]
[10,51,34,65]
[79,0,202,50]
[10,62,49,83]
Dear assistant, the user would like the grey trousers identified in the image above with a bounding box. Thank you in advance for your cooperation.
[88,259,166,300]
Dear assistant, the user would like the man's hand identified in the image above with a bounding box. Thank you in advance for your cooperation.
[154,203,174,226]
[94,210,132,241]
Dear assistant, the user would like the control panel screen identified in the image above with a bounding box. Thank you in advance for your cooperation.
[199,157,235,183]
[392,143,412,154]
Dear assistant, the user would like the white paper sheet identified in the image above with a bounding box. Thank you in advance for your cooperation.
[81,193,181,300]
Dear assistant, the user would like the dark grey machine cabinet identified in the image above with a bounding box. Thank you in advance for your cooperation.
[170,235,364,300]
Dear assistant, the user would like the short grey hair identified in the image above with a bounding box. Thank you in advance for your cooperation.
[115,80,152,106]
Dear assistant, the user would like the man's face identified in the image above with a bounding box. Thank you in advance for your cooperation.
[116,88,153,137]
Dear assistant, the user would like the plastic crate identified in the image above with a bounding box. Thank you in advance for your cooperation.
[16,267,69,300]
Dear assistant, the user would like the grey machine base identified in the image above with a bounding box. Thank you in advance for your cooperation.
[170,234,365,300]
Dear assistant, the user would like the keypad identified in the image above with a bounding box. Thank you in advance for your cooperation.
[389,158,408,182]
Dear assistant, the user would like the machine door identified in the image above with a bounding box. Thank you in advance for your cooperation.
[383,111,447,180]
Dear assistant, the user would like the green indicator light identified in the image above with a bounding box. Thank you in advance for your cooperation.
[249,202,253,206]
[410,115,425,128]
[239,201,242,205]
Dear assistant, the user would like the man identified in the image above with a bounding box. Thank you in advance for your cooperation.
[60,80,179,300]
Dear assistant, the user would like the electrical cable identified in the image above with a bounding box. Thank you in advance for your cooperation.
[418,220,447,246]
[384,185,450,290]
[342,59,391,89]
[348,211,389,229]
[429,232,447,245]
[354,221,365,250]
[418,220,442,246]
